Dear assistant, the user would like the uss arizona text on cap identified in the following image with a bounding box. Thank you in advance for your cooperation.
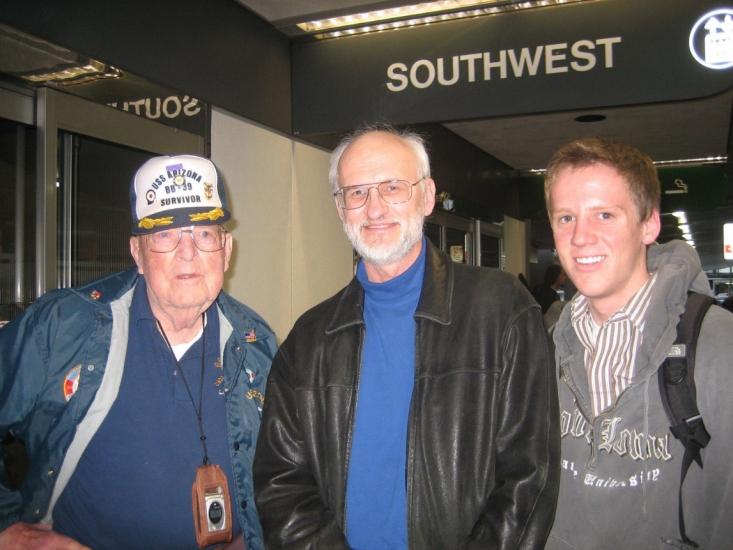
[130,154,231,235]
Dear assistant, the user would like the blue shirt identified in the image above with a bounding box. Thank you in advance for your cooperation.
[345,241,426,550]
[53,279,240,549]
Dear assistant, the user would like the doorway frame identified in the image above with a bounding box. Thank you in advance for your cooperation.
[19,86,206,295]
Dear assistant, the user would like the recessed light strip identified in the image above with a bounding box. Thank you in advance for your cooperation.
[299,0,584,39]
[652,155,728,166]
[297,0,504,33]
[524,155,728,175]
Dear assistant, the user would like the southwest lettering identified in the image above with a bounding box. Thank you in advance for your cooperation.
[570,39,597,71]
[385,36,622,92]
[507,46,543,77]
[108,95,201,119]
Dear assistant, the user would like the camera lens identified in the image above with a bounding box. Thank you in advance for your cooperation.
[208,501,223,525]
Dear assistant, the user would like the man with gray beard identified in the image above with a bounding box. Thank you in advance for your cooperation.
[253,124,559,549]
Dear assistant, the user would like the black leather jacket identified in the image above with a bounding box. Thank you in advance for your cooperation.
[254,242,559,549]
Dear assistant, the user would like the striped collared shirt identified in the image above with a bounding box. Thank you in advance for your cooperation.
[570,273,657,417]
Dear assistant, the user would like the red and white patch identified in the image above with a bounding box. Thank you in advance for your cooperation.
[62,365,82,402]
[246,368,256,384]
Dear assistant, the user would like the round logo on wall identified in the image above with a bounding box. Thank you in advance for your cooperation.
[689,8,733,70]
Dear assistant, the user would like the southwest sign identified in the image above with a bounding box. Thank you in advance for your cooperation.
[292,0,733,135]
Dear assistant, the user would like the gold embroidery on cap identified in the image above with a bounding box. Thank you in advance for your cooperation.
[138,216,175,230]
[189,207,224,222]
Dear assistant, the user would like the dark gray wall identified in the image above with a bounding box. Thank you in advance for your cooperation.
[1,0,292,134]
[0,1,529,223]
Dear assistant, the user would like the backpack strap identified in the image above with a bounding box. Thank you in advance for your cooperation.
[658,291,715,548]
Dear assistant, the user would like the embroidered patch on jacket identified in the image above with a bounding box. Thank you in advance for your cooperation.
[245,368,256,384]
[63,364,82,401]
[244,328,257,343]
[246,389,265,410]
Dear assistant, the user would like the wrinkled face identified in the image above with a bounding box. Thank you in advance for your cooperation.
[336,132,435,274]
[129,228,233,319]
[548,163,660,321]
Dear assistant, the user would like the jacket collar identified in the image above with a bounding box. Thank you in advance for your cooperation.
[325,239,453,334]
[415,239,452,325]
[72,267,140,305]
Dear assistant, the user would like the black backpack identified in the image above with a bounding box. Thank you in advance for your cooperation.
[658,291,715,548]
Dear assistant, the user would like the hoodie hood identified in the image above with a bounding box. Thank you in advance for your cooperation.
[646,240,712,298]
[618,240,710,382]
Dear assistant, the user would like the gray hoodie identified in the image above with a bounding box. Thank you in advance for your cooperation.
[546,240,733,550]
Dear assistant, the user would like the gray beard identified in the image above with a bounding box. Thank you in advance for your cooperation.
[343,213,425,266]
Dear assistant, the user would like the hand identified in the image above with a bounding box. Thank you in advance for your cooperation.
[0,522,91,549]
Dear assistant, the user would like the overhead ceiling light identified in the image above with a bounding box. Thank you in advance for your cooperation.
[0,24,121,85]
[298,1,503,32]
[672,211,688,224]
[525,154,728,177]
[653,155,727,166]
[299,0,587,39]
[21,59,121,85]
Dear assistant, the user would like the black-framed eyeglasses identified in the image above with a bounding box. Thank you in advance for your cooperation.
[334,178,423,210]
[146,226,227,253]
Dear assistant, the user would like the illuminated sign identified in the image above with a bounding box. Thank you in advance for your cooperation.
[689,8,733,70]
[724,223,733,260]
[293,0,733,135]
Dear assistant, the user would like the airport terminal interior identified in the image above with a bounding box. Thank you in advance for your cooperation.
[1,0,733,336]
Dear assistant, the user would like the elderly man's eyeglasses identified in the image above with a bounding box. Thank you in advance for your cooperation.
[334,178,423,210]
[146,226,227,253]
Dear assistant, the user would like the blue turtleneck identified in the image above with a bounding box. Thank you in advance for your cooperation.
[345,239,427,550]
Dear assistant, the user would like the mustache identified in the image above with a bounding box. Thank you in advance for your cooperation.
[354,218,400,229]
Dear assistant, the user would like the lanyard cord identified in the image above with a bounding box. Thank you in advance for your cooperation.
[156,313,209,465]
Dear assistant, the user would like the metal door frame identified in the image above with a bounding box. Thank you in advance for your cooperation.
[28,87,205,294]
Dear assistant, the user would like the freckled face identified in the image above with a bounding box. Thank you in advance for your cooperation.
[549,163,659,320]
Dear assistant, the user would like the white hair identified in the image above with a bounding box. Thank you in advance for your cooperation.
[328,123,431,194]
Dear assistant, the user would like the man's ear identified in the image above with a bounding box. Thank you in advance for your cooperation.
[223,232,233,273]
[335,196,346,222]
[129,236,144,274]
[422,178,436,216]
[642,209,661,245]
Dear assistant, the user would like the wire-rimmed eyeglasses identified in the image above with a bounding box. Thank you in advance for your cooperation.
[146,226,227,253]
[334,178,423,210]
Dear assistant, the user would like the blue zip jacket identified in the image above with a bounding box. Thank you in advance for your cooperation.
[0,268,276,549]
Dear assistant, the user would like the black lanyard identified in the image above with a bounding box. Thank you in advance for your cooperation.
[156,313,210,465]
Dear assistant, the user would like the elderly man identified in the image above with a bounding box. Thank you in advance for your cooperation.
[543,138,733,549]
[0,155,276,549]
[254,125,559,549]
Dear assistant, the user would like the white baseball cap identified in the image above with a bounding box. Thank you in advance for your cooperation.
[130,154,231,235]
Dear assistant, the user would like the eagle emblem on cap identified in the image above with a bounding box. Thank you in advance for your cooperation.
[204,181,214,200]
